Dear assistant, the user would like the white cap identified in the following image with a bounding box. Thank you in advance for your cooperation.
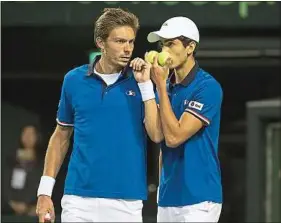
[147,16,200,43]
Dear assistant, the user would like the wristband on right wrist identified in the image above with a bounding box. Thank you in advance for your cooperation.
[37,176,56,197]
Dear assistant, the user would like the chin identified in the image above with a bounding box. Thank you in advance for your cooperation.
[167,59,178,69]
[168,64,177,69]
[118,61,129,67]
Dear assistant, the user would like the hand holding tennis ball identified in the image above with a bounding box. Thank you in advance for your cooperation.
[149,51,170,88]
[145,51,171,67]
[157,51,171,67]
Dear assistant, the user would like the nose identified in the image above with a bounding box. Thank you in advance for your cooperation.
[124,41,133,53]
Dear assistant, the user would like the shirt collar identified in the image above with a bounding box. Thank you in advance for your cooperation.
[169,61,199,88]
[87,55,130,78]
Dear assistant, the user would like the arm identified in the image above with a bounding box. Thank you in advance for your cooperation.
[150,56,201,148]
[36,125,72,222]
[43,74,74,178]
[144,99,164,143]
[42,124,73,178]
[37,124,73,196]
[151,56,222,148]
[37,74,74,222]
[157,84,202,148]
[130,57,164,143]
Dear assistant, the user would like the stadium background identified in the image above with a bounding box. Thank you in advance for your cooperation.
[1,1,280,222]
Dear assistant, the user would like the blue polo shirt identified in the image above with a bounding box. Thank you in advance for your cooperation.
[158,62,223,207]
[56,56,147,200]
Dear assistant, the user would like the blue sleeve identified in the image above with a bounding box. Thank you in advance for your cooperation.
[155,92,159,105]
[56,76,74,127]
[184,81,223,126]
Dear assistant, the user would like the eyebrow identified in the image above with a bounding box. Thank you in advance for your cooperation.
[163,38,177,44]
[113,37,135,42]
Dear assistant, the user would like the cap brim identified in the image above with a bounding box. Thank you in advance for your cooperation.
[147,31,179,43]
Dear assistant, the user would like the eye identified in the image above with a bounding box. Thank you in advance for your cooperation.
[129,39,135,44]
[116,39,126,44]
[165,42,174,47]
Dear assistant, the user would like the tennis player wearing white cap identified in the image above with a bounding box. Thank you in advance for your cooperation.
[147,17,223,222]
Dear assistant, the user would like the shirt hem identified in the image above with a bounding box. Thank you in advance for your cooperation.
[158,197,223,207]
[64,188,147,201]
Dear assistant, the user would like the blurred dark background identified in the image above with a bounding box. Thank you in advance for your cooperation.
[1,1,281,222]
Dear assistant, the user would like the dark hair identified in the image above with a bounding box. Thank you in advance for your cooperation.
[177,36,198,56]
[94,8,140,42]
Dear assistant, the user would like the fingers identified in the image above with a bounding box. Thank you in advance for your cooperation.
[50,208,56,222]
[44,213,51,223]
[152,54,159,67]
[130,58,147,71]
[163,63,169,74]
[132,58,143,71]
[163,57,172,71]
[36,197,55,223]
[38,212,46,223]
[136,59,145,71]
[38,211,54,223]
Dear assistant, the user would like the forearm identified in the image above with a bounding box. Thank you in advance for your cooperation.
[138,80,164,143]
[144,99,164,143]
[157,84,181,144]
[38,126,72,197]
[43,131,70,178]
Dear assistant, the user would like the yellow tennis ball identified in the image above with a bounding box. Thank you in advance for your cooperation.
[158,52,170,66]
[145,50,159,64]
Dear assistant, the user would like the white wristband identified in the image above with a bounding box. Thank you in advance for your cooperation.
[37,176,56,197]
[138,80,155,102]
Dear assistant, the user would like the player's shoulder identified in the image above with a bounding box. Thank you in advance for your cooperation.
[126,67,134,77]
[125,67,138,83]
[197,68,222,92]
[64,64,89,82]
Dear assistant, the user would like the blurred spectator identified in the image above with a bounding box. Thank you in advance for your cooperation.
[2,125,43,217]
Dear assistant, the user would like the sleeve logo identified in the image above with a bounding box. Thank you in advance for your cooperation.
[188,101,204,111]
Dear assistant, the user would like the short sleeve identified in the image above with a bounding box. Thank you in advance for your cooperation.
[184,81,223,126]
[56,76,74,127]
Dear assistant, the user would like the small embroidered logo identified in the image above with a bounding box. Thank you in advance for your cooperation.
[126,90,136,96]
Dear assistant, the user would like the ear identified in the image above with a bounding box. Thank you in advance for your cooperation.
[186,42,196,55]
[96,37,105,51]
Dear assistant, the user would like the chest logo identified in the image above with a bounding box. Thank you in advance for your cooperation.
[126,90,136,96]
